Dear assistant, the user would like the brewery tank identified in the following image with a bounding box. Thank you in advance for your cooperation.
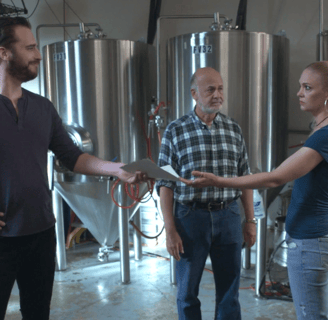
[317,31,328,60]
[43,37,158,249]
[167,30,289,184]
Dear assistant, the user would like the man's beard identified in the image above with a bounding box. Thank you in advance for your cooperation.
[7,53,38,83]
[199,101,222,114]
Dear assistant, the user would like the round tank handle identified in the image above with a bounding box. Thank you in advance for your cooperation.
[63,124,94,154]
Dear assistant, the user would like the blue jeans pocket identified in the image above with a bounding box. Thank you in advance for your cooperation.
[174,203,192,219]
[286,235,297,249]
[227,201,240,215]
[318,237,328,269]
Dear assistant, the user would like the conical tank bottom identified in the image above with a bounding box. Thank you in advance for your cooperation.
[54,179,147,247]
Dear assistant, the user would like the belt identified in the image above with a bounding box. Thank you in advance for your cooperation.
[185,199,237,211]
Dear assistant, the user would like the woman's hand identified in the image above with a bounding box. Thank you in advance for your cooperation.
[179,171,218,188]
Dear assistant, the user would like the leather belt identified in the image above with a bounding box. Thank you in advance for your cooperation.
[185,199,237,211]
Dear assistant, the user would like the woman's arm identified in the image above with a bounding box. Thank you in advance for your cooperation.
[180,147,324,189]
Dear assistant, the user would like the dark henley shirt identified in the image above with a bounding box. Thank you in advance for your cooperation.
[0,88,83,237]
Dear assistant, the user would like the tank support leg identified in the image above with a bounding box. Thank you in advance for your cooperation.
[170,256,177,284]
[53,188,67,271]
[255,190,267,297]
[118,185,130,284]
[242,246,251,270]
[133,210,143,261]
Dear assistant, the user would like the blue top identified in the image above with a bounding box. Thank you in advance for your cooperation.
[286,126,328,239]
[0,89,83,237]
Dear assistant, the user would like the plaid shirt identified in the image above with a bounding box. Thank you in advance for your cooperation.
[156,109,250,204]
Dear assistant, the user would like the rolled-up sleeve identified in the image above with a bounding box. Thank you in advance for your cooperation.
[156,127,179,195]
[48,105,83,171]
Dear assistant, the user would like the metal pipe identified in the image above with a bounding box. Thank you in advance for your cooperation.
[255,190,267,297]
[79,22,85,34]
[170,256,177,284]
[53,188,67,271]
[319,0,324,61]
[214,12,220,24]
[156,13,228,103]
[63,0,66,41]
[169,200,177,284]
[118,184,131,284]
[36,23,101,95]
[242,246,251,269]
[133,209,143,261]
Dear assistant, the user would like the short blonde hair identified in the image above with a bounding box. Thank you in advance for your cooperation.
[305,61,328,89]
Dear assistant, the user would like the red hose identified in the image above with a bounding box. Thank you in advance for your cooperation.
[112,102,164,209]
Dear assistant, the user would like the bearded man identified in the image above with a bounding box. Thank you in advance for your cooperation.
[156,67,256,320]
[0,17,148,320]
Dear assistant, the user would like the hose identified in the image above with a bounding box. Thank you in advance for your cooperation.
[235,0,248,30]
[257,239,293,301]
[147,0,162,45]
[129,220,164,239]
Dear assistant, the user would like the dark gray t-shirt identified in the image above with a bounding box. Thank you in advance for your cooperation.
[0,88,83,237]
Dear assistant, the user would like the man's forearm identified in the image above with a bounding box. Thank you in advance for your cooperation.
[240,189,254,220]
[73,153,120,176]
[159,186,176,233]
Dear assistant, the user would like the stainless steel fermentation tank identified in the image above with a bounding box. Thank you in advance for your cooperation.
[43,37,157,281]
[167,30,289,176]
[167,29,289,294]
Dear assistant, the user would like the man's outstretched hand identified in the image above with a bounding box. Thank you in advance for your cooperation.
[116,164,150,184]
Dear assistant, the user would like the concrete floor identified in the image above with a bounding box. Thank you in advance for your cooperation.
[5,241,297,320]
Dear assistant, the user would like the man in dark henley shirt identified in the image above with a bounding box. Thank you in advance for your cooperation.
[0,18,148,320]
[0,88,82,236]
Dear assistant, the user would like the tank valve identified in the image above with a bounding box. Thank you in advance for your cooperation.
[78,22,94,39]
[95,27,106,39]
[210,12,234,31]
[155,115,164,129]
[211,12,220,31]
[222,19,234,30]
[97,246,113,262]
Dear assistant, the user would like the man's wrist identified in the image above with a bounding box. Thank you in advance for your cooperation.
[165,226,177,234]
[245,217,257,224]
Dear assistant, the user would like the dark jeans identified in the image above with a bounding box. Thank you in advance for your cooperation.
[175,201,242,320]
[0,226,56,320]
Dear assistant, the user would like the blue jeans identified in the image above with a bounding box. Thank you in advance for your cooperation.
[287,234,328,320]
[174,201,242,320]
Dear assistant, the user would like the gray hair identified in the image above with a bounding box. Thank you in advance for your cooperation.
[190,72,198,92]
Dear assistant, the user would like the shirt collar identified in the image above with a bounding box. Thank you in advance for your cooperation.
[0,88,27,102]
[191,107,222,128]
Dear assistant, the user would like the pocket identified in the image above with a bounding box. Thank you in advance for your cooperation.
[285,235,298,249]
[174,203,192,219]
[318,239,328,269]
[227,201,240,215]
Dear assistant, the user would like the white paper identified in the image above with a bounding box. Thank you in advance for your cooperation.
[121,159,180,181]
